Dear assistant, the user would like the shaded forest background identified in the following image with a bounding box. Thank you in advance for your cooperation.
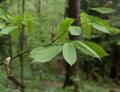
[0,0,120,92]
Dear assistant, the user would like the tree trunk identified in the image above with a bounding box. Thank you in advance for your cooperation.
[35,0,41,16]
[19,0,25,92]
[8,35,12,58]
[110,45,120,84]
[63,0,81,92]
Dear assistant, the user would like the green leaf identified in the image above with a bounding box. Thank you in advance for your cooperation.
[110,27,120,35]
[91,22,110,33]
[0,23,5,29]
[0,8,4,15]
[59,17,74,32]
[57,17,74,44]
[73,41,109,60]
[10,28,19,39]
[88,15,111,31]
[83,41,109,57]
[0,14,13,22]
[24,12,33,34]
[11,15,21,25]
[0,34,3,37]
[63,42,77,66]
[29,16,49,25]
[117,41,120,46]
[80,12,92,37]
[90,7,115,14]
[69,26,81,35]
[0,26,18,34]
[30,46,62,63]
[0,15,8,21]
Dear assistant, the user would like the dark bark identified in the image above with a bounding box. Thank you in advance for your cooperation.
[63,52,80,92]
[2,57,25,90]
[8,35,12,58]
[19,0,25,92]
[8,76,25,89]
[19,24,25,89]
[63,0,81,92]
[18,0,21,14]
[110,45,120,83]
[35,0,41,16]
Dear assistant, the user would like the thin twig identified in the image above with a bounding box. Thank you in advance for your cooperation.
[8,76,25,89]
[11,48,31,60]
[0,48,31,65]
[3,57,25,89]
[0,19,91,66]
[44,30,67,47]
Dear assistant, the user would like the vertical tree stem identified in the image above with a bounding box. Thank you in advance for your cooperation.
[35,0,41,16]
[37,0,41,16]
[19,0,25,92]
[8,35,12,58]
[63,0,81,92]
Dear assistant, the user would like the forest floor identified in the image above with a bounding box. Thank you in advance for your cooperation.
[42,80,120,92]
[1,67,120,92]
[25,78,120,92]
[0,75,120,92]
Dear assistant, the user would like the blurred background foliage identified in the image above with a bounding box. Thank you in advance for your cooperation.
[0,0,120,92]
